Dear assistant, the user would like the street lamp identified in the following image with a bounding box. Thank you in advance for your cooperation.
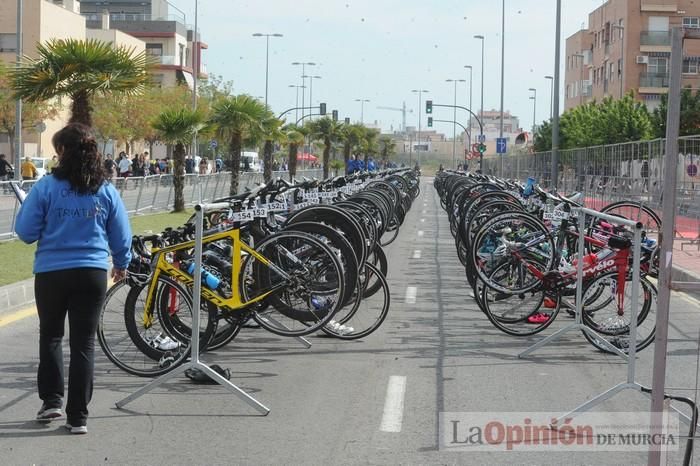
[304,75,322,120]
[14,0,23,176]
[544,76,554,119]
[612,23,625,98]
[355,99,370,124]
[528,88,537,135]
[292,61,316,121]
[288,84,306,123]
[474,35,486,171]
[447,79,466,169]
[252,33,283,109]
[465,65,474,155]
[552,0,562,189]
[498,0,505,153]
[411,89,429,167]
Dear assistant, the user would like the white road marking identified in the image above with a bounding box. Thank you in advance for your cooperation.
[678,292,700,308]
[420,218,425,223]
[422,210,427,214]
[413,250,421,259]
[405,286,417,304]
[418,230,424,237]
[379,376,407,433]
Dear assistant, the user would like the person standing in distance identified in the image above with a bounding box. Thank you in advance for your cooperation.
[15,123,132,435]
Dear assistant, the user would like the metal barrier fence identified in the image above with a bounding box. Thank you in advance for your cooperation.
[482,137,700,243]
[0,170,324,240]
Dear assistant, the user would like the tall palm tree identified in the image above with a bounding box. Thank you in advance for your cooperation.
[284,124,307,181]
[340,123,364,174]
[378,135,397,168]
[10,38,151,127]
[261,114,285,183]
[152,108,204,212]
[307,117,342,179]
[360,127,380,167]
[209,95,268,195]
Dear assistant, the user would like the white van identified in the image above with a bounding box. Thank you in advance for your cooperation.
[240,151,262,172]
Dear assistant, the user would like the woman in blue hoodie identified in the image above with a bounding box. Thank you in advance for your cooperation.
[15,123,132,435]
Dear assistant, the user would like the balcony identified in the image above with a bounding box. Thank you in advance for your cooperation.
[82,13,186,24]
[639,72,670,90]
[640,31,671,52]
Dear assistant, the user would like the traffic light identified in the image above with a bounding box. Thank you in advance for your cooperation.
[427,117,433,127]
[332,110,338,121]
[478,143,487,154]
[319,103,327,115]
[425,100,433,114]
[344,117,351,124]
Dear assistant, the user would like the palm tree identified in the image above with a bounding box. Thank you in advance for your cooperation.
[261,115,285,183]
[340,123,364,174]
[209,95,268,195]
[152,108,204,212]
[10,38,151,127]
[378,135,397,168]
[307,117,342,179]
[283,124,306,181]
[360,127,380,167]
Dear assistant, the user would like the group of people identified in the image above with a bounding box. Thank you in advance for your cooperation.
[105,151,169,179]
[347,155,401,174]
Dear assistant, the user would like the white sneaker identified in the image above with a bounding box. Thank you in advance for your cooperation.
[64,423,88,435]
[151,334,180,351]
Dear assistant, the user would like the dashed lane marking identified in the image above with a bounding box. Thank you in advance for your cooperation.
[418,230,424,237]
[413,250,422,259]
[405,286,417,304]
[379,376,407,433]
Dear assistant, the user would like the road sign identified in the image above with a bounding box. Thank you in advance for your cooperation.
[209,140,218,149]
[688,164,698,178]
[496,138,507,154]
[478,134,486,143]
[35,122,47,133]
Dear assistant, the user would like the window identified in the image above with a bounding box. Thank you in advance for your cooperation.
[683,59,698,74]
[619,19,624,39]
[0,33,17,52]
[648,57,668,74]
[648,16,670,32]
[145,43,163,56]
[683,17,700,29]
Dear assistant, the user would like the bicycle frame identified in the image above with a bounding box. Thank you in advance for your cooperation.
[142,227,291,327]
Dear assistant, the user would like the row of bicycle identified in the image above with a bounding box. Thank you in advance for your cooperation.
[96,169,420,377]
[434,171,661,354]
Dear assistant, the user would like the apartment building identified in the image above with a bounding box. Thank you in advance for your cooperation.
[80,0,208,87]
[564,0,700,111]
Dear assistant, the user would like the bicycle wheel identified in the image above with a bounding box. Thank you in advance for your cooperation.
[322,263,390,340]
[245,230,346,337]
[581,271,656,354]
[470,211,555,294]
[98,278,191,377]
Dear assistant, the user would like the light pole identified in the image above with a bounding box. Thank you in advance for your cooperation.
[252,33,283,109]
[613,23,625,98]
[499,0,505,144]
[411,89,429,168]
[528,88,537,135]
[447,79,466,169]
[545,75,554,119]
[474,35,485,130]
[288,84,305,123]
[465,65,474,158]
[304,75,321,120]
[292,61,316,121]
[14,0,23,178]
[551,0,562,189]
[355,99,370,124]
[192,0,199,159]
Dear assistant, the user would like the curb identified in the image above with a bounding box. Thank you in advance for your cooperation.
[0,278,35,316]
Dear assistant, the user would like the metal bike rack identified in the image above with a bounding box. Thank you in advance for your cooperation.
[116,202,270,415]
[518,206,642,360]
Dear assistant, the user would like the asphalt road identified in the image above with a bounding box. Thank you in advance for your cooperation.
[1,178,700,465]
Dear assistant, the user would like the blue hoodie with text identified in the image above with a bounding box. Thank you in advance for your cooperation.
[15,175,132,274]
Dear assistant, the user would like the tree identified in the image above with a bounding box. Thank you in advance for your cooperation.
[10,38,151,127]
[378,135,397,167]
[151,108,204,212]
[651,87,700,138]
[307,117,342,179]
[209,95,268,195]
[0,63,60,163]
[92,85,191,154]
[359,127,380,166]
[284,124,306,181]
[340,123,364,174]
[261,114,284,183]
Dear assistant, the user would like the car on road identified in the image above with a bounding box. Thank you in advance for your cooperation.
[31,157,51,179]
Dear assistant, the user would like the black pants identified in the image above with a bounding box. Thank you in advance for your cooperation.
[35,268,107,426]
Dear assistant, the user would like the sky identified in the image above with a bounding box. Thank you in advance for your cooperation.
[171,0,609,134]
